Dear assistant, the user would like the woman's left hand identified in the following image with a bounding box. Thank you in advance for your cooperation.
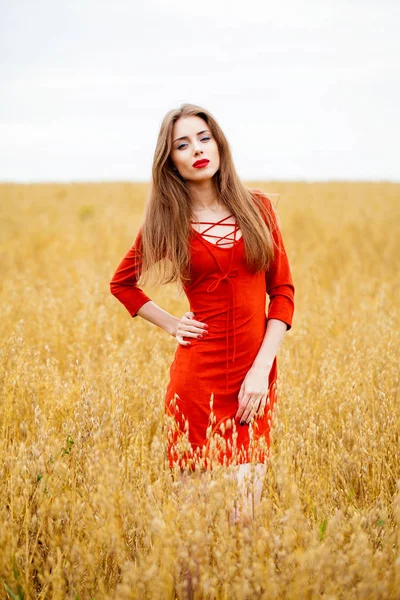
[235,365,271,425]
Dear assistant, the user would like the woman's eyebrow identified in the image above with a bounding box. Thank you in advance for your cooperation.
[173,129,211,143]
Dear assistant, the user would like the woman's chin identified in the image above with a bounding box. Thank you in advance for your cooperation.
[186,168,218,183]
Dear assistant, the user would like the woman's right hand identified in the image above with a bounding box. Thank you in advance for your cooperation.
[175,311,209,346]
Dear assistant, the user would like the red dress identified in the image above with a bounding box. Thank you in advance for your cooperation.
[110,188,295,471]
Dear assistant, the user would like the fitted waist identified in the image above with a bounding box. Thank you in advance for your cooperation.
[191,308,265,332]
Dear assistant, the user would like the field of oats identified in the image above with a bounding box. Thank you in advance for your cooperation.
[0,181,399,599]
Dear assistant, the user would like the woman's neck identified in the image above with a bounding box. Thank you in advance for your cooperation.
[187,181,222,212]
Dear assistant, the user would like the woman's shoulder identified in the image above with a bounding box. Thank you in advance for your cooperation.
[247,187,279,223]
[247,186,272,204]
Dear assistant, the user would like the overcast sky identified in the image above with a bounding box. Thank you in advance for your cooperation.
[1,0,399,182]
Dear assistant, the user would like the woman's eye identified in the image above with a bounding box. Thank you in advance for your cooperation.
[176,136,210,150]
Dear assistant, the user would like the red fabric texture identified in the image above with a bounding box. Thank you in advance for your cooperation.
[110,188,295,471]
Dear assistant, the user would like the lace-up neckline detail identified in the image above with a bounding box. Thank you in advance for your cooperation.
[190,214,243,249]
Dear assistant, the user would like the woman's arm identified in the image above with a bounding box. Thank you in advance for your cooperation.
[110,227,153,317]
[110,228,207,342]
[251,318,288,371]
[236,192,295,424]
[252,192,295,368]
[135,300,180,337]
[263,196,295,331]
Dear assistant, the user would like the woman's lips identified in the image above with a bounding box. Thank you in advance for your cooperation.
[192,159,210,168]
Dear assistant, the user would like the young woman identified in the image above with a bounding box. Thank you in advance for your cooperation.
[110,103,295,523]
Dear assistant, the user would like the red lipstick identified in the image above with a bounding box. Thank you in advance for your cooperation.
[193,159,210,168]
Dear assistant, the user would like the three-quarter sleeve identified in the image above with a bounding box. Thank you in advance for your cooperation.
[109,227,152,318]
[259,193,295,330]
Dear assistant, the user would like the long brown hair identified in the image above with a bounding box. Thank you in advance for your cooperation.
[138,103,278,287]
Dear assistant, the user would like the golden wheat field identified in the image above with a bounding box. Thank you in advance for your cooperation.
[0,181,399,600]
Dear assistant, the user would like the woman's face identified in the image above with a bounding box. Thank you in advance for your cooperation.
[170,115,220,182]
